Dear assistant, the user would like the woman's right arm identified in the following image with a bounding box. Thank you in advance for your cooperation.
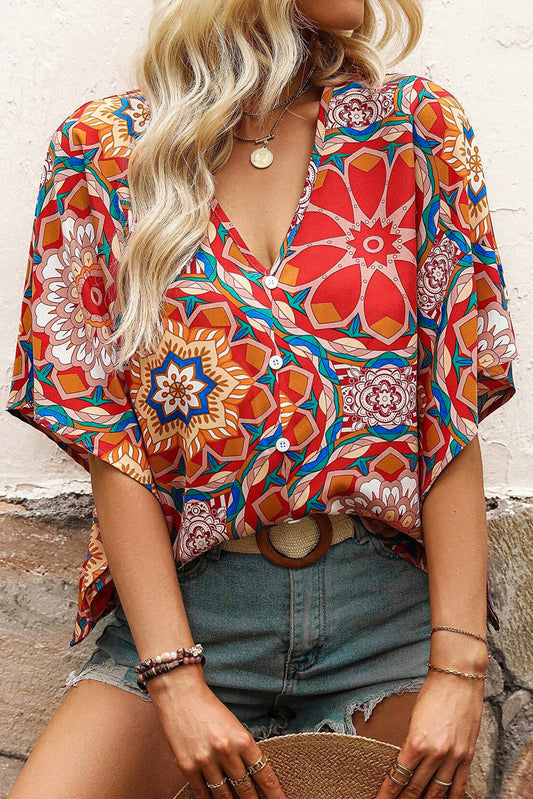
[89,454,288,799]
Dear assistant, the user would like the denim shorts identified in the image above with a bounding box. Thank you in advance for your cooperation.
[62,515,431,740]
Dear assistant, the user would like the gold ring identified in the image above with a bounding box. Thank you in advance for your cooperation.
[246,754,269,775]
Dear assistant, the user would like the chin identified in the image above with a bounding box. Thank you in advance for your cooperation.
[298,0,365,31]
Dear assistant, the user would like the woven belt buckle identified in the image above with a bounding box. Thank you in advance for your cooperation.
[255,513,333,568]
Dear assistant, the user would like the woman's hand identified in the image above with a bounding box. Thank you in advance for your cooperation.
[147,667,289,799]
[374,669,485,799]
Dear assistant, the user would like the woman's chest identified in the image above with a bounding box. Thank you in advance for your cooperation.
[211,106,321,274]
[167,129,419,357]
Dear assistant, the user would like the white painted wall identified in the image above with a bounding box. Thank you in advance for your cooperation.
[0,1,530,499]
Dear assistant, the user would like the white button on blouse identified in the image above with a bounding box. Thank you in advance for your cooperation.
[264,275,279,289]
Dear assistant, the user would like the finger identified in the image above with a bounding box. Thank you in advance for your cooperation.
[201,766,233,798]
[374,749,420,798]
[420,749,468,798]
[423,767,456,798]
[375,766,411,798]
[224,756,260,799]
[446,759,472,799]
[184,771,211,799]
[240,739,288,799]
[248,760,288,799]
[388,748,460,799]
[399,763,453,798]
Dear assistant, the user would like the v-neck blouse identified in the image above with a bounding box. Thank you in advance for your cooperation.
[210,82,329,275]
[6,73,518,645]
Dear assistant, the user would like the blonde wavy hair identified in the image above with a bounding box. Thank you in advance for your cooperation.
[112,0,423,363]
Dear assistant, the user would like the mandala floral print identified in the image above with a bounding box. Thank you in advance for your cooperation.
[6,73,518,645]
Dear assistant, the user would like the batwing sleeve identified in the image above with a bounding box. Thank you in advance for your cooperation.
[413,80,519,507]
[6,108,155,494]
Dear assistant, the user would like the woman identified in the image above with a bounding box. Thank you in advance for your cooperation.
[6,0,518,798]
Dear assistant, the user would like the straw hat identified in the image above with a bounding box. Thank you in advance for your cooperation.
[175,731,474,798]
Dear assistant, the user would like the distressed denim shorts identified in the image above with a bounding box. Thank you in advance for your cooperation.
[62,515,431,740]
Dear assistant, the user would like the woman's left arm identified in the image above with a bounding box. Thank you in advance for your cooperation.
[376,434,489,799]
[422,433,490,676]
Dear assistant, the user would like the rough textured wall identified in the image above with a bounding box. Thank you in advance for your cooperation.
[1,497,532,798]
[0,0,530,500]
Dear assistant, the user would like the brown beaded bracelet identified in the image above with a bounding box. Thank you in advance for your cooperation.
[137,653,207,691]
[134,643,205,674]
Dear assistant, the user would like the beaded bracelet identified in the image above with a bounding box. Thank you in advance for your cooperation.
[134,643,206,691]
[136,652,206,691]
[134,643,205,674]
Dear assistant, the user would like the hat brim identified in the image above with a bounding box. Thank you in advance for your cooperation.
[175,731,474,798]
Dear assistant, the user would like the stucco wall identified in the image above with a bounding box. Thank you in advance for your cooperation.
[0,0,530,499]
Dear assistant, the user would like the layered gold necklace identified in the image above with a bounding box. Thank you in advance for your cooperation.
[233,65,316,169]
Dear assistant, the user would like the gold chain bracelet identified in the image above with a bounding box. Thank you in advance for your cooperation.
[430,625,488,646]
[428,625,488,680]
[426,662,487,680]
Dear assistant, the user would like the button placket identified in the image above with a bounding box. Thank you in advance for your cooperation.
[271,345,288,452]
[262,271,290,455]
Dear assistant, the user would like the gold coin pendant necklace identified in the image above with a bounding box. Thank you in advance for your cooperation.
[233,65,315,169]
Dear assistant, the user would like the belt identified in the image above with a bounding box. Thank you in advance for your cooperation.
[220,513,358,568]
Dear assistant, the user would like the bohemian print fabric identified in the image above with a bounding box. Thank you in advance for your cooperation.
[6,74,518,645]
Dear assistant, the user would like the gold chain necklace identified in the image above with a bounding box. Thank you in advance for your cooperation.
[233,66,315,169]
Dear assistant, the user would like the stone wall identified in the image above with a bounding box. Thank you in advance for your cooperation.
[1,495,531,797]
[482,499,533,798]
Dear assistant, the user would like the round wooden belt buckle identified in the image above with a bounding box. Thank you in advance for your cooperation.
[255,513,333,568]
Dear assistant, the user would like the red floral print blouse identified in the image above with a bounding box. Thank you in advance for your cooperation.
[6,73,518,645]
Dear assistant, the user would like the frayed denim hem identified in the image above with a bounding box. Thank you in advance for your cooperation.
[239,676,426,740]
[62,659,153,702]
[61,665,427,737]
[242,713,291,742]
[311,676,426,736]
